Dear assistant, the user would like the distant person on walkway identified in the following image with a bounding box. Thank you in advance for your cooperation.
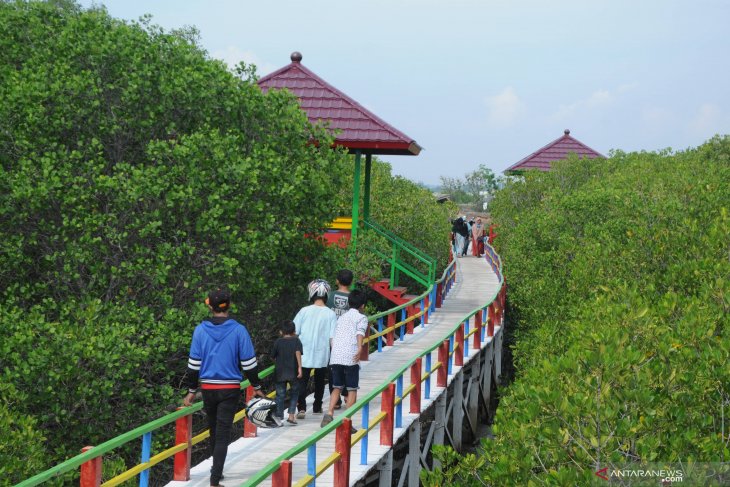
[452,217,469,257]
[294,279,337,419]
[271,320,303,425]
[472,217,485,256]
[327,269,353,409]
[321,290,368,428]
[183,288,266,487]
[463,216,472,256]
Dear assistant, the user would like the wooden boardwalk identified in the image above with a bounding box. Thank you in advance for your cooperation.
[166,255,501,487]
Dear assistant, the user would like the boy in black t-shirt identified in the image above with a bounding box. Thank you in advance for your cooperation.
[271,320,303,424]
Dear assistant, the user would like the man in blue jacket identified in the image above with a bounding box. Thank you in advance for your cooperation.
[183,288,265,487]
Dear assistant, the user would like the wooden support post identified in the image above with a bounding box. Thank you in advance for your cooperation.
[408,421,421,487]
[386,312,395,347]
[437,340,448,387]
[244,386,257,437]
[360,324,370,361]
[474,309,482,350]
[468,358,480,436]
[80,447,102,487]
[271,460,292,487]
[455,323,465,367]
[436,282,443,308]
[432,393,446,469]
[482,344,493,423]
[377,450,393,487]
[410,357,422,414]
[380,383,395,446]
[173,409,192,480]
[453,371,464,451]
[334,418,353,487]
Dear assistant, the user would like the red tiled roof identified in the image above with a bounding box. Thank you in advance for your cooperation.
[504,130,605,173]
[258,53,421,156]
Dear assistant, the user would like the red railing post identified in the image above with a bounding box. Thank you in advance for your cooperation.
[436,282,443,308]
[473,309,482,350]
[455,322,465,367]
[487,304,495,337]
[80,446,102,487]
[410,358,422,413]
[173,409,192,480]
[406,308,414,334]
[386,311,395,346]
[437,340,448,387]
[244,386,257,437]
[334,418,353,487]
[271,460,293,487]
[380,383,395,446]
[360,324,370,361]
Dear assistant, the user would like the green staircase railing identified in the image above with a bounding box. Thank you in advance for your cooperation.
[363,219,437,288]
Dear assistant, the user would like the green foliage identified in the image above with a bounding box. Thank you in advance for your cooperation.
[429,137,730,484]
[440,164,500,210]
[0,0,349,478]
[0,385,46,484]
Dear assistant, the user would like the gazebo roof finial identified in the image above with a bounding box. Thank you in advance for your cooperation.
[564,129,570,135]
[290,51,302,63]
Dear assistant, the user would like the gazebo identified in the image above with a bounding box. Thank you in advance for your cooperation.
[258,52,421,250]
[504,129,604,175]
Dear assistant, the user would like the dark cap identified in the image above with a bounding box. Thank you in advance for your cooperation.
[206,288,231,312]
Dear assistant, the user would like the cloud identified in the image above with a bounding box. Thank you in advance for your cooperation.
[210,46,277,76]
[688,103,722,135]
[484,86,525,128]
[550,83,637,122]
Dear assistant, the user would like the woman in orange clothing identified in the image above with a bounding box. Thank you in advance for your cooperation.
[471,217,485,256]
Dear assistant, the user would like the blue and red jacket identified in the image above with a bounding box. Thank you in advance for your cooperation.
[185,316,261,392]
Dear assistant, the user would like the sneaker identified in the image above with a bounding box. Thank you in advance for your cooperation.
[296,411,306,420]
[320,414,334,428]
[312,406,323,414]
[334,400,343,410]
[287,418,298,425]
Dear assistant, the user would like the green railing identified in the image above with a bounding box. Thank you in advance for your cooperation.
[363,219,437,288]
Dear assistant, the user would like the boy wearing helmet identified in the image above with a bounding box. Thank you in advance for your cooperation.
[183,288,266,487]
[293,279,337,418]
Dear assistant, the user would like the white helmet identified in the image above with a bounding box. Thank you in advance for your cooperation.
[307,279,331,301]
[245,397,282,428]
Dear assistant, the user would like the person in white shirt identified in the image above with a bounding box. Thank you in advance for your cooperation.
[321,290,368,428]
[293,279,337,418]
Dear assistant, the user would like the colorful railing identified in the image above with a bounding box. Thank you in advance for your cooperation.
[242,243,505,487]
[17,245,465,487]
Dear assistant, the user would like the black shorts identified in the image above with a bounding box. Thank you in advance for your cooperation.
[330,364,360,390]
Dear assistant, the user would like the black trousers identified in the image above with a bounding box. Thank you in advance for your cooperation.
[202,389,239,486]
[297,367,326,413]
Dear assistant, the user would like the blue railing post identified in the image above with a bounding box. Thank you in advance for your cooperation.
[420,299,426,327]
[361,403,369,465]
[396,375,403,428]
[481,308,487,342]
[308,444,317,487]
[425,352,431,399]
[400,309,406,341]
[140,432,152,487]
[464,319,469,358]
[377,317,383,353]
[448,335,454,375]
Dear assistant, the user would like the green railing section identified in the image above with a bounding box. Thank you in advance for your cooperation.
[362,219,437,288]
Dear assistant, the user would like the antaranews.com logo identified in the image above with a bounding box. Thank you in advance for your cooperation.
[592,462,729,485]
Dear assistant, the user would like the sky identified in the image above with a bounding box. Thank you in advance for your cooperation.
[79,0,730,185]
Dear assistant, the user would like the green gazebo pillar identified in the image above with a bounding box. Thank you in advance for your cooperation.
[363,153,372,222]
[351,150,362,253]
